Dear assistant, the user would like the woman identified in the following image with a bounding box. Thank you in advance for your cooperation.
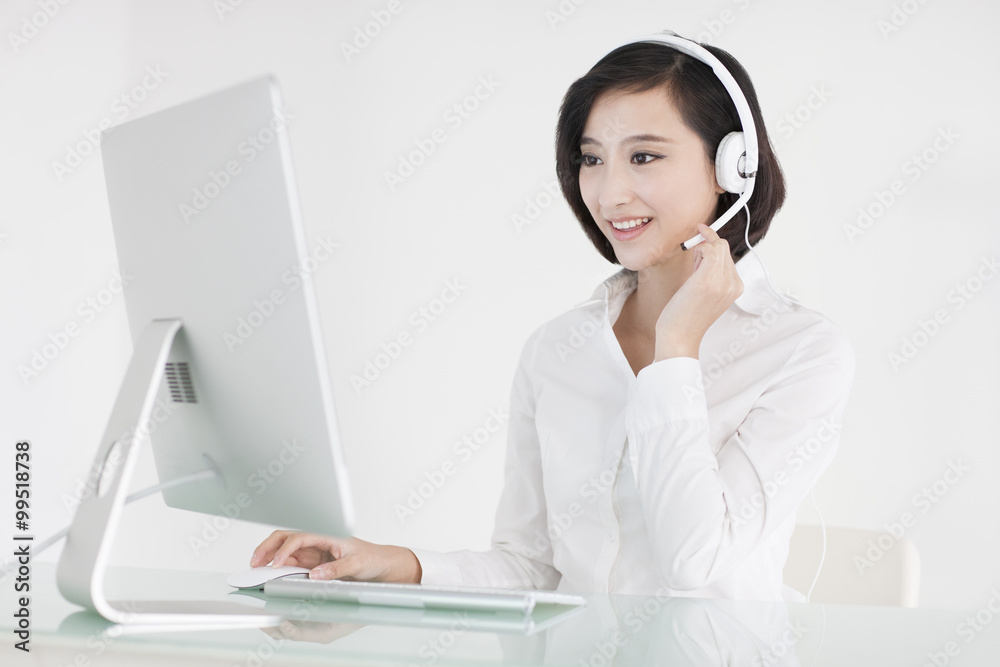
[249,34,854,603]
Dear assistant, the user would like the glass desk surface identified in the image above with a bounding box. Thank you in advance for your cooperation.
[4,562,1000,666]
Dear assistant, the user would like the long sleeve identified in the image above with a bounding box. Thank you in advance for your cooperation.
[410,329,561,589]
[624,318,855,591]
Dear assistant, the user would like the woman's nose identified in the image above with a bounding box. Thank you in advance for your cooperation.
[597,158,634,210]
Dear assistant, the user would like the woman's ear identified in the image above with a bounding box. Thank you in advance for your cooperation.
[709,156,726,195]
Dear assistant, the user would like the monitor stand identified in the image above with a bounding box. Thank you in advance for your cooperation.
[56,318,284,629]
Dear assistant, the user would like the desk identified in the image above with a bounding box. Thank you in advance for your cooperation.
[4,563,999,666]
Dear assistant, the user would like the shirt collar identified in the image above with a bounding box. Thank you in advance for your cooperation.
[585,253,787,321]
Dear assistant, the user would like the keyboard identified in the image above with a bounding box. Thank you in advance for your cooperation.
[262,576,587,615]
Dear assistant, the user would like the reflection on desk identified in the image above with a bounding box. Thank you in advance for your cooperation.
[4,563,1000,666]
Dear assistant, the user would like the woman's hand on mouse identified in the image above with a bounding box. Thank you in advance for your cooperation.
[654,223,744,361]
[249,531,422,584]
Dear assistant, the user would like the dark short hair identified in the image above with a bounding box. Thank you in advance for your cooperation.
[554,39,786,264]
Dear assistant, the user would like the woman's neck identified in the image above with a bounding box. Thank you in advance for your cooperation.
[619,255,695,336]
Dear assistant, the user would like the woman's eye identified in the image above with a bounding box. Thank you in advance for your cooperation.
[577,152,660,167]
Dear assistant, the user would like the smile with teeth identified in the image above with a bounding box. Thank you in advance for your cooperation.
[610,217,651,230]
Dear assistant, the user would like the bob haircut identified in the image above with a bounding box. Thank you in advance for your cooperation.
[554,39,785,264]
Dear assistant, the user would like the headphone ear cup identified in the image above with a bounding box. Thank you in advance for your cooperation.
[715,131,748,194]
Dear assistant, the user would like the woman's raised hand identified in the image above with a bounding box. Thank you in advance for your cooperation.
[654,223,744,361]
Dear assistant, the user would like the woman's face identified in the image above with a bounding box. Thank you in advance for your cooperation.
[578,87,724,270]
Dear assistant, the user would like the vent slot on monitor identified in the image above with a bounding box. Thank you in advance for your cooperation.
[164,362,198,403]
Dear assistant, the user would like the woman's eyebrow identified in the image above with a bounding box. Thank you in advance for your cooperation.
[580,134,676,147]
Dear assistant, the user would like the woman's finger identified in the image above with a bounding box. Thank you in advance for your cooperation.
[250,529,295,566]
[309,556,356,581]
[698,222,722,243]
[271,533,338,568]
[269,533,308,568]
[692,238,721,273]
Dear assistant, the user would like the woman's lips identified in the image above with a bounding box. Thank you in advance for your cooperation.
[609,217,651,240]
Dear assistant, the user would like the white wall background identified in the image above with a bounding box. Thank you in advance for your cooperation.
[1,0,997,611]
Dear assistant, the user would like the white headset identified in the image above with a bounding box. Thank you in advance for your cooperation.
[607,31,827,608]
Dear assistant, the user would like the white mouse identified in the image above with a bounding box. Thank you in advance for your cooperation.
[227,565,312,589]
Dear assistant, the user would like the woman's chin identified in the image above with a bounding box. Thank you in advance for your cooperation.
[614,245,684,272]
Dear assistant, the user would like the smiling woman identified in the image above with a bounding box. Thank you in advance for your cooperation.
[249,31,855,605]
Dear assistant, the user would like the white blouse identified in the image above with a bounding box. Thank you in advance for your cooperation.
[410,253,855,602]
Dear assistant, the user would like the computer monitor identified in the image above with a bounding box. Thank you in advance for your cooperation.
[56,76,354,628]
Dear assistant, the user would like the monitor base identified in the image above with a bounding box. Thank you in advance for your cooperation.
[55,318,283,629]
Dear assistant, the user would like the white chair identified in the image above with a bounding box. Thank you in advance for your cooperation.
[783,524,920,607]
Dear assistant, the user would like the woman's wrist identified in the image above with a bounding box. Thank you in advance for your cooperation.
[654,333,701,361]
[394,546,422,584]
